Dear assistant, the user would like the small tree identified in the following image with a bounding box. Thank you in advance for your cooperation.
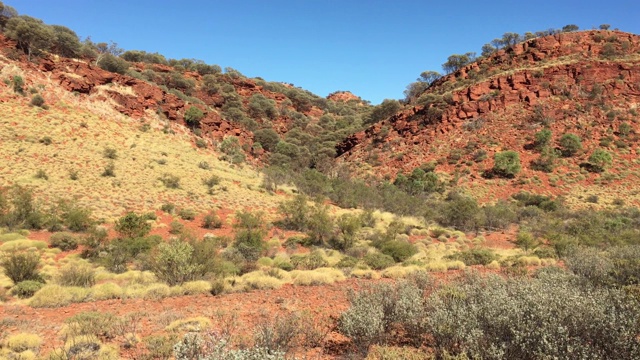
[492,151,521,178]
[115,212,151,239]
[587,148,612,172]
[253,128,280,152]
[233,210,266,262]
[599,24,611,30]
[562,24,579,32]
[559,133,582,157]
[4,15,54,60]
[514,230,539,253]
[184,106,204,128]
[150,240,201,285]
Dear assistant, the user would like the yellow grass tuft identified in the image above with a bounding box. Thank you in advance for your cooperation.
[90,282,123,300]
[0,239,47,251]
[181,280,213,295]
[350,268,381,279]
[381,265,422,279]
[165,316,211,332]
[290,267,345,286]
[4,333,42,353]
[142,283,172,300]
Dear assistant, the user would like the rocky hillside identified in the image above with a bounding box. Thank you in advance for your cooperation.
[338,30,640,206]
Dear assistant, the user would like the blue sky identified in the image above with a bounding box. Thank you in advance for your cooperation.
[7,1,640,104]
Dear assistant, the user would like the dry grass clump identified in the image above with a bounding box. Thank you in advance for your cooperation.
[181,280,212,295]
[486,260,501,270]
[29,285,85,308]
[90,282,123,300]
[4,333,42,353]
[50,335,119,360]
[517,256,542,266]
[142,283,172,300]
[290,267,345,286]
[165,317,211,332]
[0,239,47,251]
[381,265,422,279]
[366,345,430,360]
[232,270,289,291]
[350,268,381,279]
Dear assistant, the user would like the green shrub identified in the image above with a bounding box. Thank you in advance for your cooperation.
[364,253,396,270]
[202,211,222,229]
[233,210,266,262]
[559,133,582,156]
[148,240,201,285]
[491,150,521,178]
[160,203,176,214]
[253,128,280,151]
[184,106,204,128]
[159,173,181,189]
[290,251,328,270]
[115,212,151,239]
[178,208,196,221]
[423,271,640,359]
[103,147,118,159]
[1,251,41,284]
[534,129,552,149]
[101,162,116,177]
[34,168,48,180]
[380,241,418,262]
[11,280,44,298]
[587,148,612,172]
[50,232,78,251]
[30,94,45,107]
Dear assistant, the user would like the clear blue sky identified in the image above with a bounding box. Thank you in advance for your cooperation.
[7,0,640,104]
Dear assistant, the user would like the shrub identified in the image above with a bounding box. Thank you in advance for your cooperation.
[34,168,48,180]
[184,106,204,128]
[233,211,266,262]
[103,147,117,159]
[253,128,280,152]
[101,162,115,177]
[492,150,521,178]
[202,211,222,229]
[178,208,196,221]
[57,262,96,287]
[290,251,328,270]
[169,220,184,234]
[423,272,640,359]
[149,240,201,285]
[534,128,552,149]
[115,212,151,239]
[159,173,181,189]
[364,252,396,270]
[161,203,176,214]
[173,332,287,360]
[559,133,582,156]
[1,251,41,284]
[203,175,221,188]
[11,280,44,298]
[50,232,78,251]
[380,241,418,262]
[30,94,45,107]
[90,282,123,300]
[587,148,612,172]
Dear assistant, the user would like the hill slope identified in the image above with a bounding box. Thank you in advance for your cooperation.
[337,30,640,207]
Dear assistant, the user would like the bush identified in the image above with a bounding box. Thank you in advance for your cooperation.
[149,240,201,285]
[364,253,396,270]
[1,251,41,284]
[184,106,204,128]
[29,284,76,307]
[50,232,78,251]
[253,128,280,152]
[101,162,115,177]
[587,148,612,172]
[11,280,44,298]
[534,128,552,149]
[103,147,117,159]
[202,211,222,229]
[98,54,129,74]
[178,208,196,221]
[159,173,181,189]
[115,212,151,239]
[492,150,521,178]
[559,133,582,156]
[380,241,418,262]
[30,94,45,107]
[423,272,640,359]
